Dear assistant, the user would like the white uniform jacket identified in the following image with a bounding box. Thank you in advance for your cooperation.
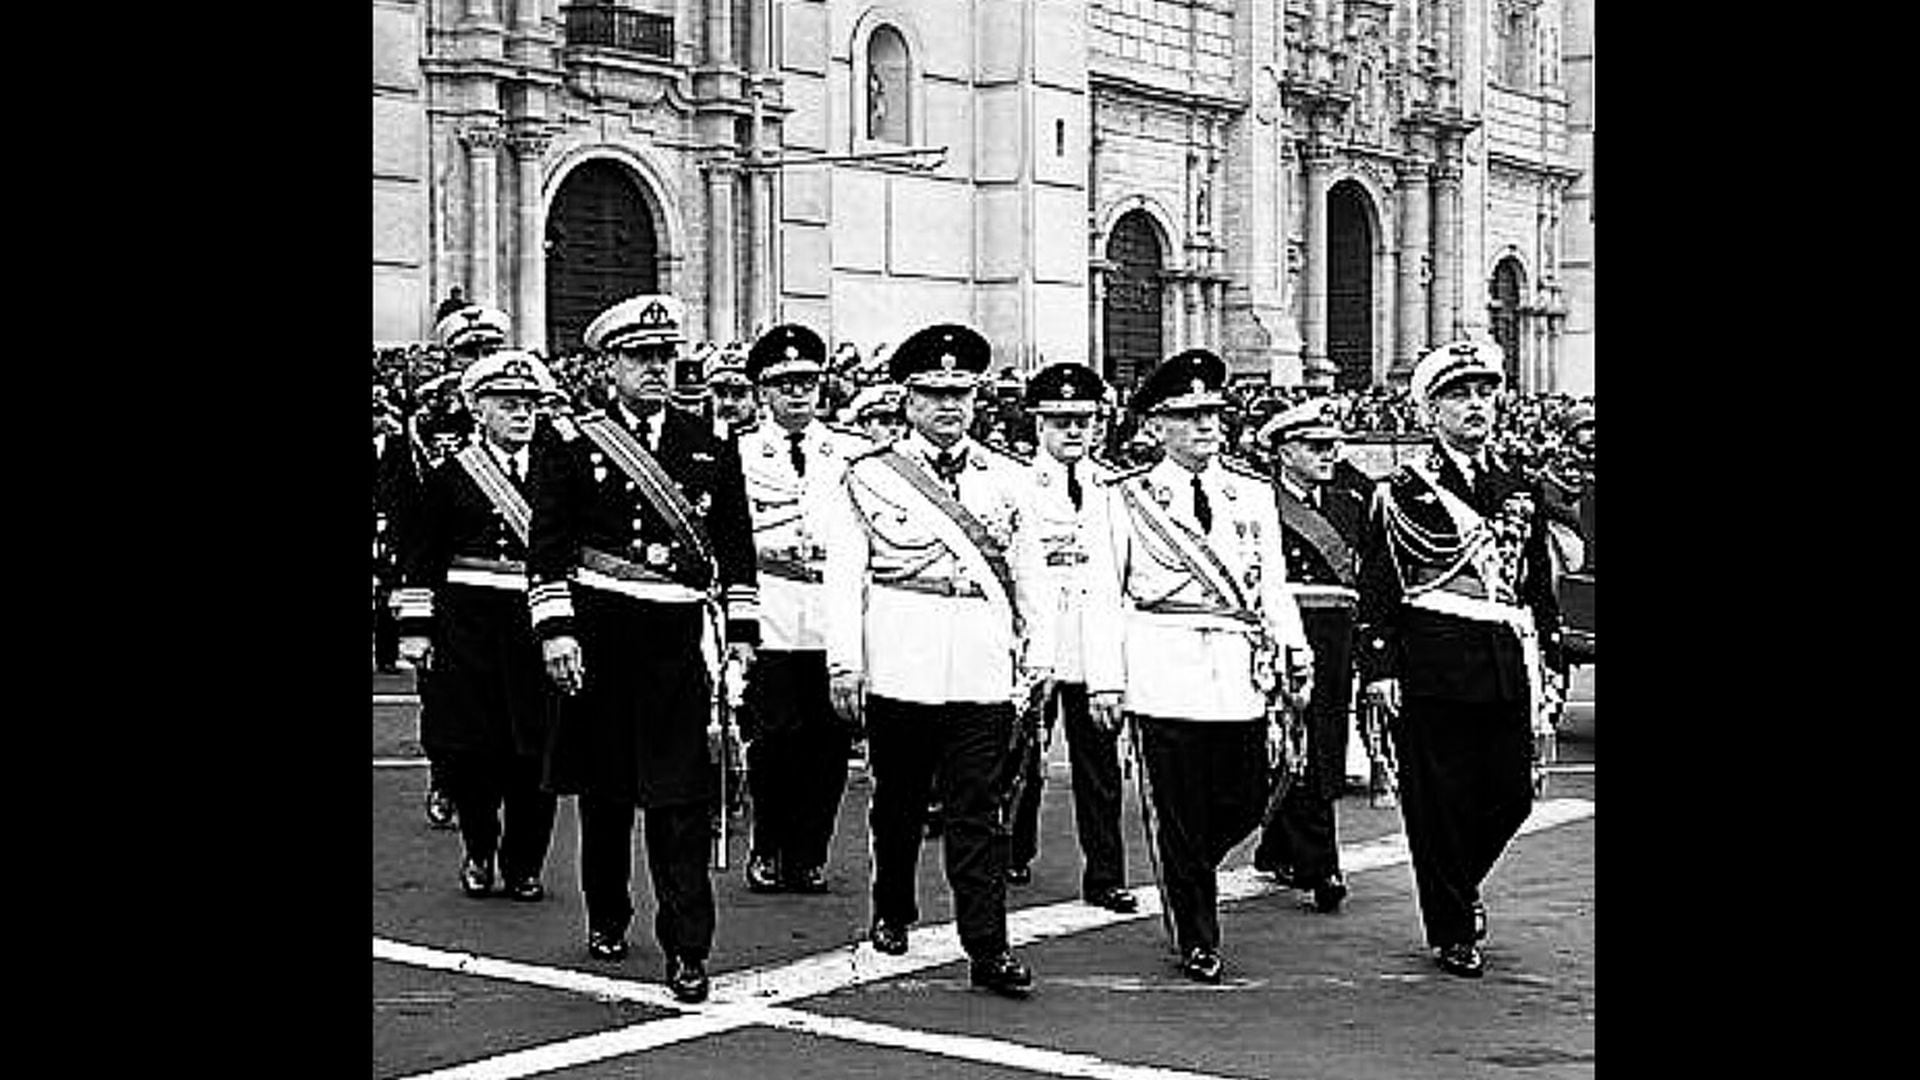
[1083,456,1309,722]
[736,419,872,651]
[1027,453,1117,684]
[818,431,1056,706]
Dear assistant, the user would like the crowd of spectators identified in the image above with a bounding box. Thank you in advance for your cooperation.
[374,341,1593,485]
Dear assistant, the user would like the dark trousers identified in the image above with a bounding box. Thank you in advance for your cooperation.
[1137,715,1269,955]
[576,794,716,961]
[1252,751,1342,881]
[372,577,399,668]
[744,651,852,875]
[866,695,1014,961]
[1390,695,1534,947]
[439,749,557,882]
[1008,682,1127,897]
[1253,608,1354,882]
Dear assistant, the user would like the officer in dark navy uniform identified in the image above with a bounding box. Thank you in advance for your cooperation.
[526,293,761,1004]
[394,350,559,903]
[1249,398,1367,914]
[1356,340,1567,978]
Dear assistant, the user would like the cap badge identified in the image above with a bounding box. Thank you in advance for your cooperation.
[784,345,799,361]
[1191,378,1206,395]
[940,352,958,371]
[1060,383,1076,399]
[504,359,531,380]
[638,301,672,328]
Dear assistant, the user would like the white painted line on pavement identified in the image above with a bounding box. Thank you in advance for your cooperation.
[381,797,1595,1080]
[748,1005,1255,1080]
[376,694,421,706]
[374,759,429,768]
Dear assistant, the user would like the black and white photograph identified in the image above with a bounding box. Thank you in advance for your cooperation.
[372,1,1597,1075]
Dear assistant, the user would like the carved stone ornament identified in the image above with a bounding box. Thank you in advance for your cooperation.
[460,125,505,153]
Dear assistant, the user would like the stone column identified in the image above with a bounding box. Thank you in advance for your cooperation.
[1088,260,1111,375]
[1301,139,1333,383]
[462,124,505,307]
[706,0,734,66]
[1394,154,1431,374]
[509,130,550,352]
[1430,144,1462,345]
[1164,271,1186,352]
[707,162,739,344]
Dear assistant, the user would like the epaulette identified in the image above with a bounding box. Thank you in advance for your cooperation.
[732,420,764,439]
[847,442,894,465]
[974,441,1032,467]
[1099,462,1154,486]
[1221,457,1269,484]
[825,422,873,444]
[548,414,580,442]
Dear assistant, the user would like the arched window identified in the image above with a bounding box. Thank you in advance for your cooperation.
[867,27,910,145]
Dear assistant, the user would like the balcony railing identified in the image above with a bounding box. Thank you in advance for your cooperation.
[562,4,674,62]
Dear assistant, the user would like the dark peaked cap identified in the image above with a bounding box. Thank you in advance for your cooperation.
[1024,362,1107,415]
[746,323,826,383]
[889,323,992,389]
[1129,348,1228,414]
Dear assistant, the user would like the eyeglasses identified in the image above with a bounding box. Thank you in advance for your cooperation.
[764,377,820,394]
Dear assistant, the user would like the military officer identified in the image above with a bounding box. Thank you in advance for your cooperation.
[393,350,560,902]
[842,384,908,446]
[1248,398,1367,914]
[818,323,1055,998]
[734,324,871,894]
[526,293,760,1004]
[708,345,759,432]
[1082,348,1314,984]
[1355,340,1567,978]
[409,301,510,829]
[1003,362,1137,915]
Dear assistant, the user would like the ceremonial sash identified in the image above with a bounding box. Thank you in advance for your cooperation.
[454,443,532,547]
[1401,459,1548,731]
[576,412,715,589]
[865,448,1022,638]
[1276,489,1355,587]
[1116,478,1252,621]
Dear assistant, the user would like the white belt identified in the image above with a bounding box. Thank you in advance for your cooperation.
[1407,589,1547,731]
[445,567,528,592]
[1291,584,1359,609]
[575,566,706,606]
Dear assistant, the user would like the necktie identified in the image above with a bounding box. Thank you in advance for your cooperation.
[1066,461,1083,512]
[788,430,807,478]
[1191,474,1212,533]
[933,449,966,490]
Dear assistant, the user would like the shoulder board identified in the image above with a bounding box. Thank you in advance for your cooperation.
[825,422,873,443]
[732,421,764,439]
[973,441,1031,468]
[576,408,609,425]
[847,443,894,465]
[1100,462,1154,486]
[547,414,580,442]
[1221,458,1269,483]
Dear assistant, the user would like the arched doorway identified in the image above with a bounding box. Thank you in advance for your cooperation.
[545,160,658,354]
[1102,210,1164,395]
[1490,257,1525,386]
[1327,180,1373,390]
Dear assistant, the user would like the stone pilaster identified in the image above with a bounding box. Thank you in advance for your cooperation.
[1301,139,1335,386]
[1430,145,1463,345]
[1394,154,1431,375]
[1088,260,1112,373]
[461,124,505,308]
[509,129,550,352]
[706,161,739,344]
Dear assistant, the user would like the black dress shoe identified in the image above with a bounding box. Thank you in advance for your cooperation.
[586,929,629,962]
[1434,941,1485,978]
[745,855,782,893]
[869,918,910,956]
[425,789,457,830]
[1471,901,1488,942]
[1086,887,1138,914]
[502,877,545,902]
[784,865,829,894]
[969,951,1033,997]
[1005,864,1033,886]
[1179,946,1223,984]
[1311,872,1348,914]
[459,856,494,898]
[667,955,710,1003]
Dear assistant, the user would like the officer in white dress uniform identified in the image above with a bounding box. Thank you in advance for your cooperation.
[1082,348,1314,984]
[1002,362,1138,915]
[818,323,1055,998]
[734,323,871,895]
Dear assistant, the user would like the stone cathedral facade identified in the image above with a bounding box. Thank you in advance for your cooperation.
[373,0,1593,395]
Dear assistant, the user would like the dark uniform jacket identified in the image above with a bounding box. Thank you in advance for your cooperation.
[1275,480,1367,798]
[1355,448,1565,705]
[526,402,759,802]
[396,444,549,759]
[526,403,760,646]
